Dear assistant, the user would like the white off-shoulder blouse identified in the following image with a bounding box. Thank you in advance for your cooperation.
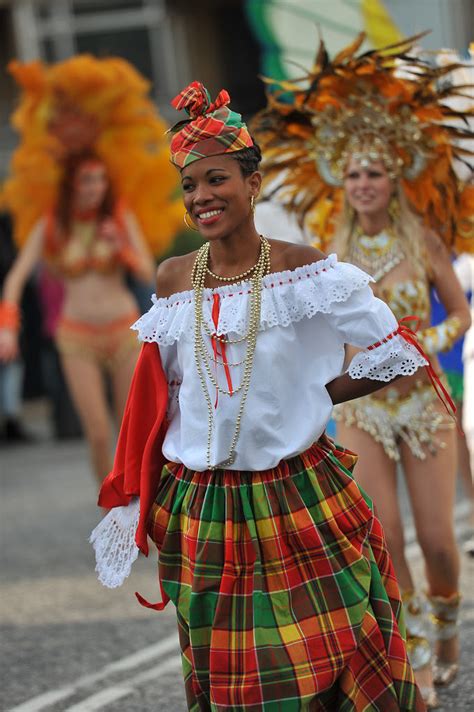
[132,254,427,471]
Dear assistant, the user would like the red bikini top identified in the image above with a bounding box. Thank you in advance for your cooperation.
[44,202,132,277]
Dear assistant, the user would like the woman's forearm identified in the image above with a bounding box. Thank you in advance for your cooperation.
[3,258,33,305]
[123,212,155,284]
[326,372,402,405]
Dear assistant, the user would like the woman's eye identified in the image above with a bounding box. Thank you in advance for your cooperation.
[182,183,194,192]
[346,173,358,179]
[210,176,224,184]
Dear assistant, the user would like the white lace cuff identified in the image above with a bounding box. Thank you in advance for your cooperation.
[89,499,140,588]
[348,333,428,382]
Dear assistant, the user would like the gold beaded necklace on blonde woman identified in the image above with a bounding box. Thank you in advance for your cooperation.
[191,236,271,469]
[348,223,405,282]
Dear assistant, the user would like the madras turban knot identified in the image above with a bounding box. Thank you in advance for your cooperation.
[171,81,230,119]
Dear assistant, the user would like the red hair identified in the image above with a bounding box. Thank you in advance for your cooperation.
[56,152,115,235]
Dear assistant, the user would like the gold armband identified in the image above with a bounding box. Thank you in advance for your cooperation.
[418,316,462,356]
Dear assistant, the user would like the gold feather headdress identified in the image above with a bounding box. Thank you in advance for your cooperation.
[1,55,183,254]
[250,33,474,252]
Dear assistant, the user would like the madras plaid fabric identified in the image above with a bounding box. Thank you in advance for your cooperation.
[170,81,254,168]
[148,436,425,711]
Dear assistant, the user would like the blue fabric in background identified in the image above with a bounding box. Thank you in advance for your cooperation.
[430,287,465,376]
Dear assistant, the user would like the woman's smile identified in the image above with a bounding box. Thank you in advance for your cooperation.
[181,154,261,239]
[344,157,393,217]
[195,207,224,225]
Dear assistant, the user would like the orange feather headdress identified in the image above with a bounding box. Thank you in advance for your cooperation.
[2,55,183,254]
[251,33,474,253]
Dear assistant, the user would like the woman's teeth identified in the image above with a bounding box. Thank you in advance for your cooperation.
[199,209,223,219]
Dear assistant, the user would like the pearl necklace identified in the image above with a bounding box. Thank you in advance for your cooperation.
[191,237,271,469]
[207,258,262,283]
[348,225,404,281]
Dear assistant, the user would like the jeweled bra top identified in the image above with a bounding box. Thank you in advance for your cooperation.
[347,229,431,324]
[378,279,430,324]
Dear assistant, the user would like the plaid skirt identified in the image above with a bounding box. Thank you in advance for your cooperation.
[148,436,424,711]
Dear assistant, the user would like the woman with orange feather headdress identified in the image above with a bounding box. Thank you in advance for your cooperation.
[251,33,473,708]
[0,55,182,487]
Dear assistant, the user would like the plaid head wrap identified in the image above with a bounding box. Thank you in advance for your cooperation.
[169,81,254,168]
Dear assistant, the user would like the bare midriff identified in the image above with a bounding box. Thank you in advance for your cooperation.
[61,269,139,325]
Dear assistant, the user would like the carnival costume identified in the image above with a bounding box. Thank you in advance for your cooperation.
[251,34,472,453]
[89,82,432,710]
[251,34,473,703]
[0,55,182,358]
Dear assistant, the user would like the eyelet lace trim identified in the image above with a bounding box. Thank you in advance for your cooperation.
[348,335,428,382]
[133,254,373,345]
[89,499,140,588]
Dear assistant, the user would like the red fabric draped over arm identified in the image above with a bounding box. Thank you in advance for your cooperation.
[98,342,168,555]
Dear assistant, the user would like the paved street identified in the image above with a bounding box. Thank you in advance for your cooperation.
[1,406,473,711]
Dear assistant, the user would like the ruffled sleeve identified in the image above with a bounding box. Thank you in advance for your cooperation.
[325,275,428,381]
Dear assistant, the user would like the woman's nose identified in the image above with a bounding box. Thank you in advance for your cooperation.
[358,172,373,188]
[193,183,213,204]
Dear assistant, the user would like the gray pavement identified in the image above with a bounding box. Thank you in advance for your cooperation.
[1,405,473,711]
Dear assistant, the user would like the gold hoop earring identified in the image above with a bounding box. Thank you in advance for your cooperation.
[183,211,199,231]
[250,195,256,215]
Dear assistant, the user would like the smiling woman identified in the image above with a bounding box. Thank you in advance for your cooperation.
[344,158,393,219]
[332,153,469,708]
[91,80,430,710]
[182,157,259,232]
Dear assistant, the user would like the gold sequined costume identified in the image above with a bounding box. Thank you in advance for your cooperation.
[251,34,473,461]
[334,277,455,460]
[333,380,453,461]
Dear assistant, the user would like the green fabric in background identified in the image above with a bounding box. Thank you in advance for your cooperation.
[444,369,464,402]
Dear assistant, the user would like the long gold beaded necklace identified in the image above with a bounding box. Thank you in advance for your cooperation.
[191,236,271,469]
[348,224,404,281]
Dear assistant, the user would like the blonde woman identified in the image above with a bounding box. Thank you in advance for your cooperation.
[251,35,473,708]
[332,159,469,707]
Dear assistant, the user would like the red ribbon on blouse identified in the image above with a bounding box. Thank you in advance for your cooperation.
[211,293,233,406]
[368,315,457,423]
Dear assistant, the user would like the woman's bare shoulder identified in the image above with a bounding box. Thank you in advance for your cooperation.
[423,228,447,254]
[268,239,327,272]
[155,251,197,298]
[422,228,451,276]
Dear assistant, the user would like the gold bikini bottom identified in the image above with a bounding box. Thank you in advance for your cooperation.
[333,380,454,461]
[55,311,140,372]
